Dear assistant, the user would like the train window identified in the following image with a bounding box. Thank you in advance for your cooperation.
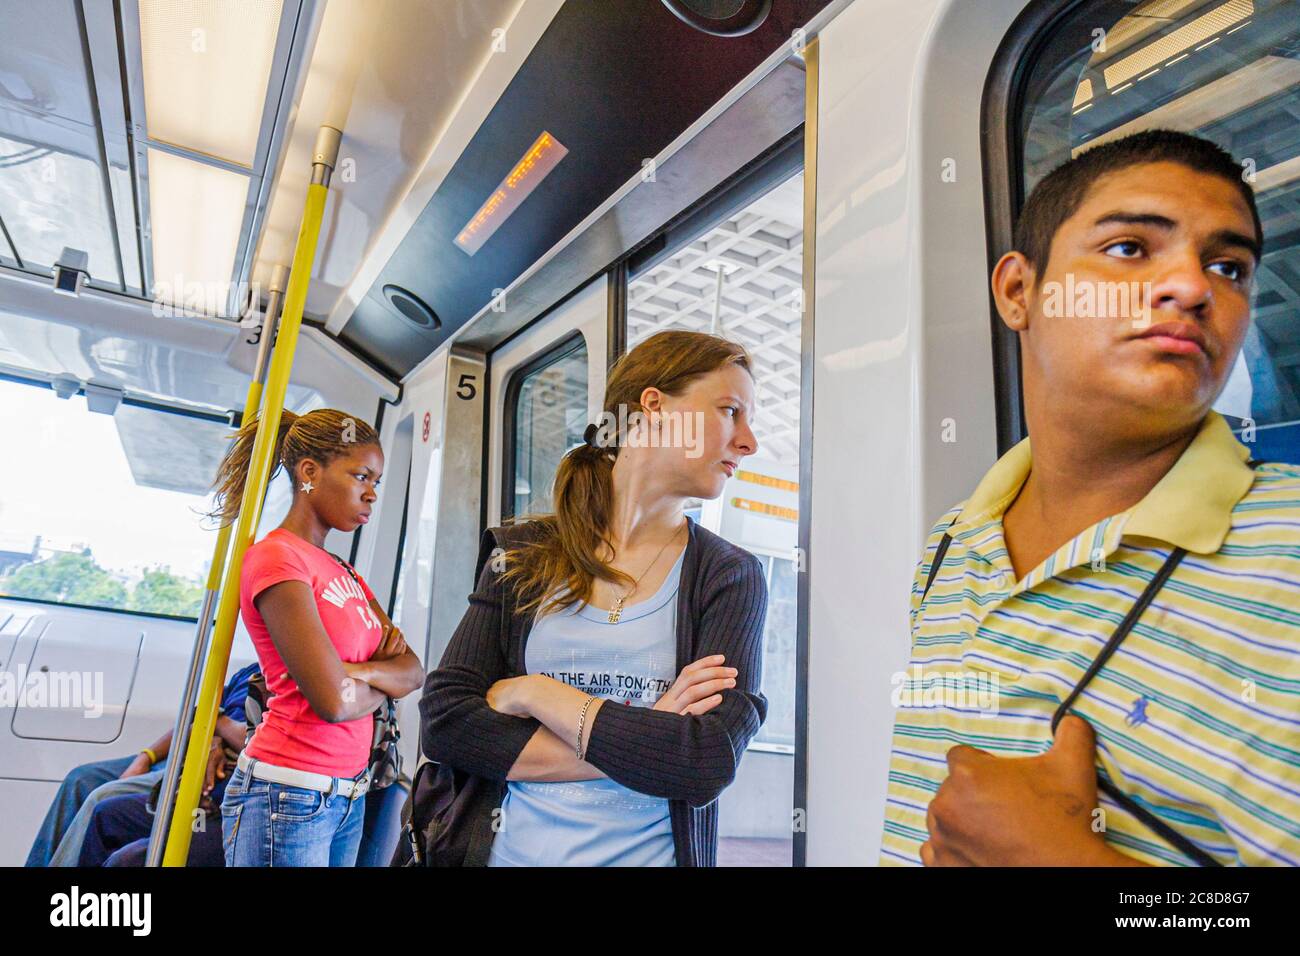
[0,133,125,291]
[628,169,803,752]
[504,334,589,519]
[1005,0,1300,462]
[755,551,796,748]
[0,378,217,617]
[388,457,414,624]
[627,168,804,862]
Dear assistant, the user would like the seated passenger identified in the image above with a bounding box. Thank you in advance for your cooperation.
[27,661,258,867]
[418,330,768,867]
[76,666,261,867]
[882,130,1300,866]
[79,789,224,867]
[210,409,423,867]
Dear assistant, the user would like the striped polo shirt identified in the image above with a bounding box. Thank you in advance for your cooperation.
[880,412,1300,866]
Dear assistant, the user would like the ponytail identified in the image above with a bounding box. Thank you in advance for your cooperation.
[208,411,297,527]
[500,330,751,615]
[207,407,379,527]
[501,441,632,616]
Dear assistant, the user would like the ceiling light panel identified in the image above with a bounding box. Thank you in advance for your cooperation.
[1103,0,1253,90]
[138,0,283,167]
[0,135,119,283]
[1098,0,1204,59]
[146,147,249,313]
[1076,55,1300,156]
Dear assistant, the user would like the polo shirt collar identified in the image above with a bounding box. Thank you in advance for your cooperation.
[952,439,1031,532]
[950,412,1254,555]
[1124,412,1255,553]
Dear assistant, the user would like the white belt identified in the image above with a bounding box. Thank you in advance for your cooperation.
[237,751,369,799]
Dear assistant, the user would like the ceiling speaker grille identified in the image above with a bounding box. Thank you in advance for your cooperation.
[660,0,772,37]
[383,284,440,330]
[675,0,746,18]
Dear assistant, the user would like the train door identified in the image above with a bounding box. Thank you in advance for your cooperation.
[484,170,810,865]
[615,140,809,867]
[487,277,609,526]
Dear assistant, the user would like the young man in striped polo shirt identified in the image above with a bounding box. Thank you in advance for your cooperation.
[882,130,1300,866]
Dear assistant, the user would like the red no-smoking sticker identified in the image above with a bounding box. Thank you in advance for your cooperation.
[422,411,431,442]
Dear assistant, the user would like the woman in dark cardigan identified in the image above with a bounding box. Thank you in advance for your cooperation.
[419,330,768,866]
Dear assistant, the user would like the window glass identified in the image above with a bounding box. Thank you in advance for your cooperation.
[627,168,804,865]
[1015,0,1300,462]
[510,339,589,518]
[0,379,217,617]
[389,457,414,626]
[391,557,407,627]
[757,552,797,749]
[628,170,804,466]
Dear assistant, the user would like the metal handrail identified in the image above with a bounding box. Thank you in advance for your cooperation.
[159,127,341,867]
[143,264,288,866]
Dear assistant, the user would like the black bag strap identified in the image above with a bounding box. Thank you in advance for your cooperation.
[918,460,1259,865]
[1049,547,1185,735]
[921,533,954,601]
[921,527,1218,864]
[1047,457,1264,867]
[1048,546,1223,866]
[327,550,362,585]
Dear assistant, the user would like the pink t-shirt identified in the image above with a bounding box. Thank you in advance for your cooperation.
[239,528,382,776]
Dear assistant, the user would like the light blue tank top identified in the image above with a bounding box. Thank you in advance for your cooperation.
[487,548,684,867]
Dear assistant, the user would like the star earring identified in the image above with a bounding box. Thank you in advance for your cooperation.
[300,480,314,493]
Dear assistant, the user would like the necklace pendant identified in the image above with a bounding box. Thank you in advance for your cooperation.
[607,598,623,624]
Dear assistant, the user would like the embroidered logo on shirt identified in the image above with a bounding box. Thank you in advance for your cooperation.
[1125,695,1151,727]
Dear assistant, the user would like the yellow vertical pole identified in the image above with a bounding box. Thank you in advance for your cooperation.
[162,127,342,866]
[144,264,289,866]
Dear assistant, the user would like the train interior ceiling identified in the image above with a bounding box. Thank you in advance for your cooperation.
[0,0,1297,867]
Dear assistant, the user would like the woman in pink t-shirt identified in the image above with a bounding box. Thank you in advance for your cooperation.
[210,408,423,867]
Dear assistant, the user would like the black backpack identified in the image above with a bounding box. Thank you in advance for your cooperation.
[391,758,503,867]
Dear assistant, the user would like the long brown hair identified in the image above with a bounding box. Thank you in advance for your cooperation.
[500,330,751,615]
[208,408,380,527]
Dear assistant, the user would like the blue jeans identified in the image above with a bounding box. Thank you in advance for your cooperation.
[27,756,167,867]
[221,764,366,867]
[355,783,408,867]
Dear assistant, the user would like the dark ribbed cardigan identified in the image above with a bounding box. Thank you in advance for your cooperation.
[418,516,769,866]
